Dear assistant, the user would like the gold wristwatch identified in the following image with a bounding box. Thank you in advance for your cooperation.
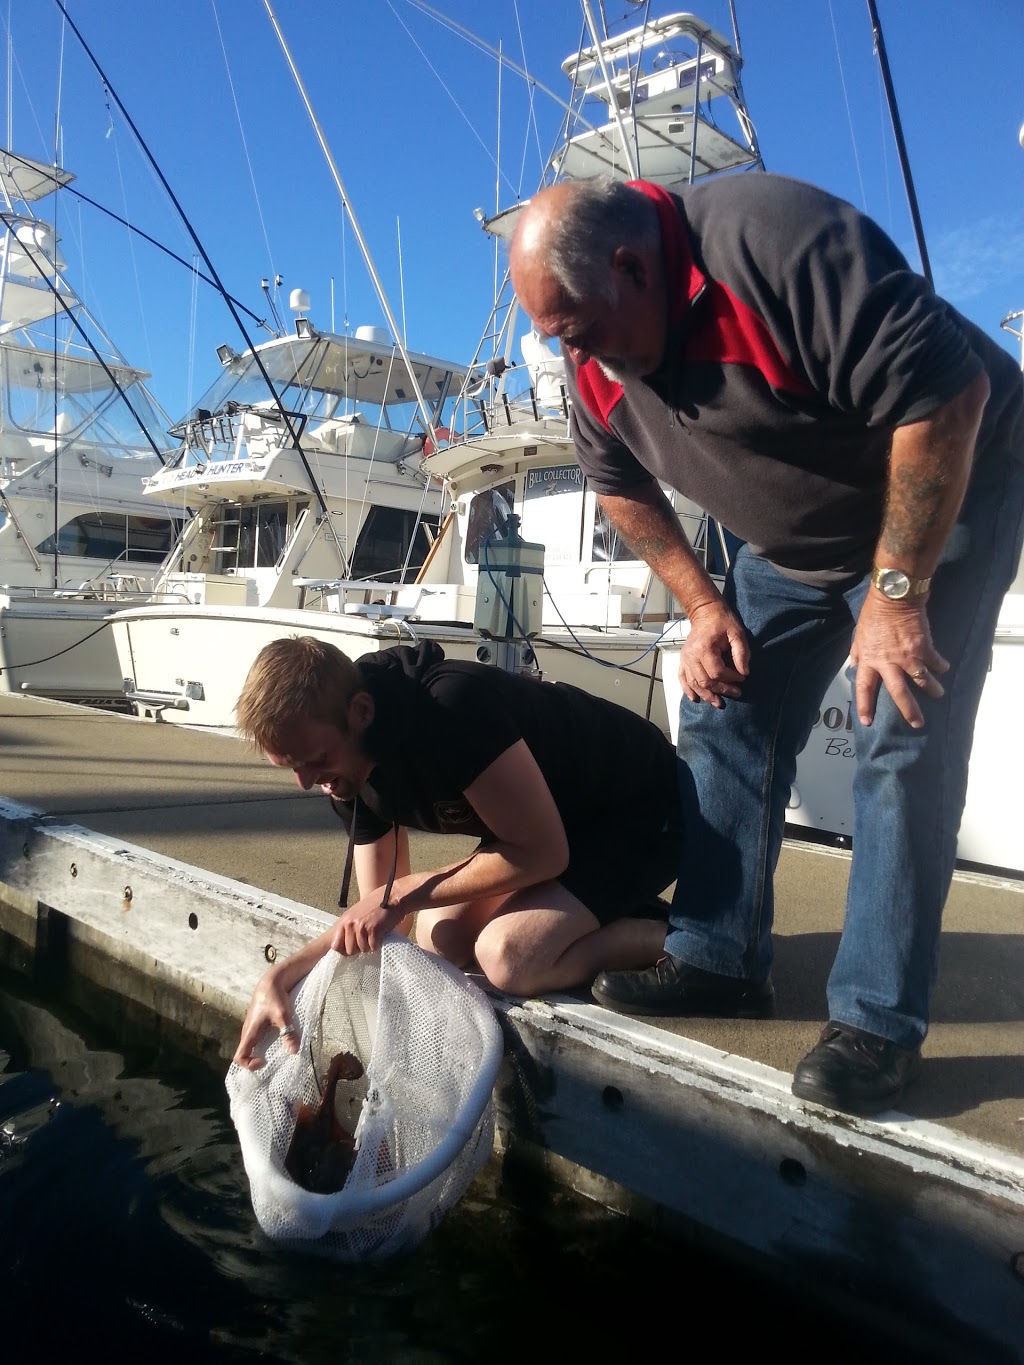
[871,566,932,600]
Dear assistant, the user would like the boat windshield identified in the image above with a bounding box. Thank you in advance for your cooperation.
[163,334,465,471]
[174,335,462,430]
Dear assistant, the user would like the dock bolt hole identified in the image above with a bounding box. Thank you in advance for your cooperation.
[188,913,199,931]
[1011,1251,1024,1282]
[123,886,133,902]
[779,1157,807,1187]
[70,863,77,878]
[602,1085,624,1112]
[264,944,277,963]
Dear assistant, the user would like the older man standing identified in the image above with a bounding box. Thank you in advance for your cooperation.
[509,174,1024,1115]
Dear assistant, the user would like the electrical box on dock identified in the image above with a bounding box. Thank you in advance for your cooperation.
[474,516,544,641]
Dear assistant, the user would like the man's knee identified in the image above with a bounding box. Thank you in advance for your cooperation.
[474,928,526,994]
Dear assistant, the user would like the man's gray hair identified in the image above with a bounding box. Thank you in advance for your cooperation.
[545,176,660,304]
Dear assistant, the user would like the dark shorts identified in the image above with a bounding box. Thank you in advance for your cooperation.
[558,806,681,926]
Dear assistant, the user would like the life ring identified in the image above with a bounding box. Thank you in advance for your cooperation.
[423,426,460,457]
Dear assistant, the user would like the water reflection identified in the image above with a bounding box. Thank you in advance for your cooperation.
[0,970,934,1365]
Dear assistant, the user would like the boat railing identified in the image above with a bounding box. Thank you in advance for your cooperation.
[165,403,310,470]
[449,372,570,447]
[0,579,188,606]
[292,576,445,617]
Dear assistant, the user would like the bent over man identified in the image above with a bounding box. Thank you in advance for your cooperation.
[233,636,681,1068]
[509,173,1024,1115]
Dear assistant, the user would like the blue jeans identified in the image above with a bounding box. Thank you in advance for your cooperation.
[668,451,1024,1048]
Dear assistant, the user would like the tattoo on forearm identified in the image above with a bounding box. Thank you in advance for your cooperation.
[602,497,681,566]
[624,530,675,561]
[882,464,949,558]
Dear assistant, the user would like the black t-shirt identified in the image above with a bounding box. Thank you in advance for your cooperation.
[340,643,678,845]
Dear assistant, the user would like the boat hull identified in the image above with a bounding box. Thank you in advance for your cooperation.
[0,592,125,700]
[109,602,668,732]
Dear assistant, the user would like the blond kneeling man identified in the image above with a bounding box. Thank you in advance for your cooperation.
[233,637,682,1068]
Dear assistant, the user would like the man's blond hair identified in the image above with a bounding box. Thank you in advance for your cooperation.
[235,636,365,751]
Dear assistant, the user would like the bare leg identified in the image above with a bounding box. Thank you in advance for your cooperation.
[414,894,511,967]
[473,881,666,995]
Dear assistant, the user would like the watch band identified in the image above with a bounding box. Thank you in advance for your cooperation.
[871,566,932,599]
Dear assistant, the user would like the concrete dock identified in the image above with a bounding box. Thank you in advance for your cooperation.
[1,691,1023,1360]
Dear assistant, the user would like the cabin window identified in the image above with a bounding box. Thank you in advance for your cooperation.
[126,515,182,563]
[35,511,181,564]
[464,482,515,565]
[349,506,441,581]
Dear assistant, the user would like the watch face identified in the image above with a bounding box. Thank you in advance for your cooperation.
[878,568,911,599]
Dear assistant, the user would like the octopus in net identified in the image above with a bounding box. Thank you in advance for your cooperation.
[284,1050,364,1194]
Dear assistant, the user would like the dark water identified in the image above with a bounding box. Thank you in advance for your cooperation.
[0,969,942,1365]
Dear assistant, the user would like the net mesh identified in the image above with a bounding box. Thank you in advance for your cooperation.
[226,936,503,1260]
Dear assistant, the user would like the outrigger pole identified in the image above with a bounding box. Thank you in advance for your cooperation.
[262,0,441,448]
[865,0,933,286]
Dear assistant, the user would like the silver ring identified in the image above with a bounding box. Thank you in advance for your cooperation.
[279,1023,297,1037]
[912,668,928,682]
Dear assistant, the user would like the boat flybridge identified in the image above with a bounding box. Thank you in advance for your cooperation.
[137,315,464,613]
[0,148,182,700]
[109,8,760,731]
[482,8,760,244]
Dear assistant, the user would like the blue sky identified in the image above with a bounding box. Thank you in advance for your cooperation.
[4,1,1022,422]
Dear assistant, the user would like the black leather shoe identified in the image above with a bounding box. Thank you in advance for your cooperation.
[792,1021,922,1115]
[591,954,774,1018]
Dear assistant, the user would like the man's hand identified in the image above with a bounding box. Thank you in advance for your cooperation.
[233,968,300,1071]
[850,593,948,728]
[331,894,404,955]
[678,599,751,707]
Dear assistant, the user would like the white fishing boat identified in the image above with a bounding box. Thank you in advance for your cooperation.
[111,8,759,730]
[0,149,181,700]
[422,8,1024,880]
[109,314,469,718]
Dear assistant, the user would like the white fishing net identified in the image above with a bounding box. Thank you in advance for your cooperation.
[226,936,503,1261]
